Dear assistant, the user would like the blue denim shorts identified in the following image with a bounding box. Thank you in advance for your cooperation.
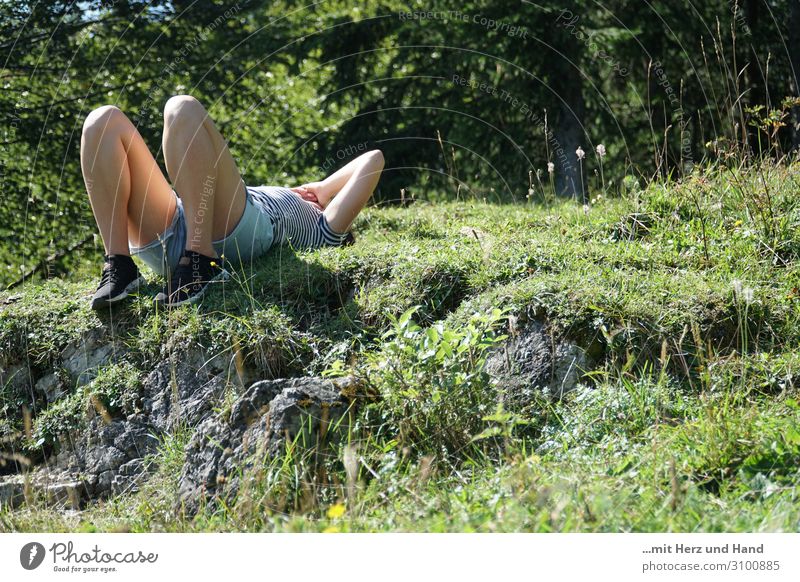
[129,186,275,277]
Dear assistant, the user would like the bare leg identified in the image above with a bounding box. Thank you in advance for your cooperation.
[161,95,246,258]
[80,105,177,254]
[323,150,384,233]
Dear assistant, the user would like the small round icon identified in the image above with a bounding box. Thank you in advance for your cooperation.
[20,542,46,570]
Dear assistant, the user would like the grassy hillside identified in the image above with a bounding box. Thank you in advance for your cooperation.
[2,162,799,532]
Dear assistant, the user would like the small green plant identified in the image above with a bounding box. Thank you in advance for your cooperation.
[363,304,509,456]
[28,390,86,450]
[745,97,800,155]
[472,401,533,454]
[89,362,143,417]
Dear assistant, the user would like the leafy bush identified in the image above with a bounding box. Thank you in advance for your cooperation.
[29,390,86,450]
[363,304,509,456]
[89,362,143,418]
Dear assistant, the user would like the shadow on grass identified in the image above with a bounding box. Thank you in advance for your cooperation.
[199,247,360,336]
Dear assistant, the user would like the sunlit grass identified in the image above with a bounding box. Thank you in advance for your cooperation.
[2,161,799,532]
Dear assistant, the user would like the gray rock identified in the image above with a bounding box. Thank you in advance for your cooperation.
[35,372,65,403]
[118,458,146,477]
[32,347,229,503]
[0,478,25,509]
[46,481,83,509]
[110,458,150,495]
[74,417,160,497]
[551,342,590,398]
[485,319,593,403]
[84,443,128,476]
[5,331,367,514]
[95,470,116,495]
[141,350,228,432]
[0,363,33,393]
[110,473,135,496]
[51,433,83,472]
[178,375,363,513]
[0,473,87,510]
[112,422,159,460]
[60,327,126,387]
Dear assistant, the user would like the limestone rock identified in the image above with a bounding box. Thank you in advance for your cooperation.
[0,472,87,510]
[141,351,227,433]
[178,375,362,513]
[0,363,32,393]
[34,372,65,403]
[45,481,83,509]
[0,478,25,509]
[31,347,232,504]
[485,319,593,403]
[60,327,126,387]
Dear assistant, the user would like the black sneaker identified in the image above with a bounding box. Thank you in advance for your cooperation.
[91,254,145,310]
[155,250,229,307]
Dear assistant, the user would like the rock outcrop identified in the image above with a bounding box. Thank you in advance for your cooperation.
[485,318,596,403]
[1,335,365,513]
[178,375,362,513]
[1,313,598,513]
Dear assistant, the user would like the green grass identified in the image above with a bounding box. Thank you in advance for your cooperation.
[1,161,799,532]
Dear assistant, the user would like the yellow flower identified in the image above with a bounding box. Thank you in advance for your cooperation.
[322,526,340,533]
[210,261,216,267]
[734,220,743,227]
[326,503,346,519]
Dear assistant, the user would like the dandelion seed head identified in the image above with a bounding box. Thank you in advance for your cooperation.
[596,144,606,157]
[576,147,585,160]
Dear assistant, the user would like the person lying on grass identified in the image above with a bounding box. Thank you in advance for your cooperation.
[81,94,384,309]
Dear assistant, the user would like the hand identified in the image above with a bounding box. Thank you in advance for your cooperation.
[289,185,323,210]
[290,181,330,210]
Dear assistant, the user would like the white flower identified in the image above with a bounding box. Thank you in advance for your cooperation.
[596,144,606,157]
[732,278,743,297]
[742,287,754,305]
[576,147,585,160]
[547,162,555,173]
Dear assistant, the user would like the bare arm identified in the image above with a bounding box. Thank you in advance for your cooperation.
[322,149,384,233]
[317,153,375,202]
[291,149,384,232]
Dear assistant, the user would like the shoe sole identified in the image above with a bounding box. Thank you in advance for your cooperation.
[91,275,146,310]
[158,269,230,308]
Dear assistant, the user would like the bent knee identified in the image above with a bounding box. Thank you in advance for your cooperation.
[163,94,206,125]
[366,149,384,168]
[82,105,128,139]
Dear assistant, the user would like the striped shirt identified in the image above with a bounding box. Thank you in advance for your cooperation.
[246,185,350,250]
